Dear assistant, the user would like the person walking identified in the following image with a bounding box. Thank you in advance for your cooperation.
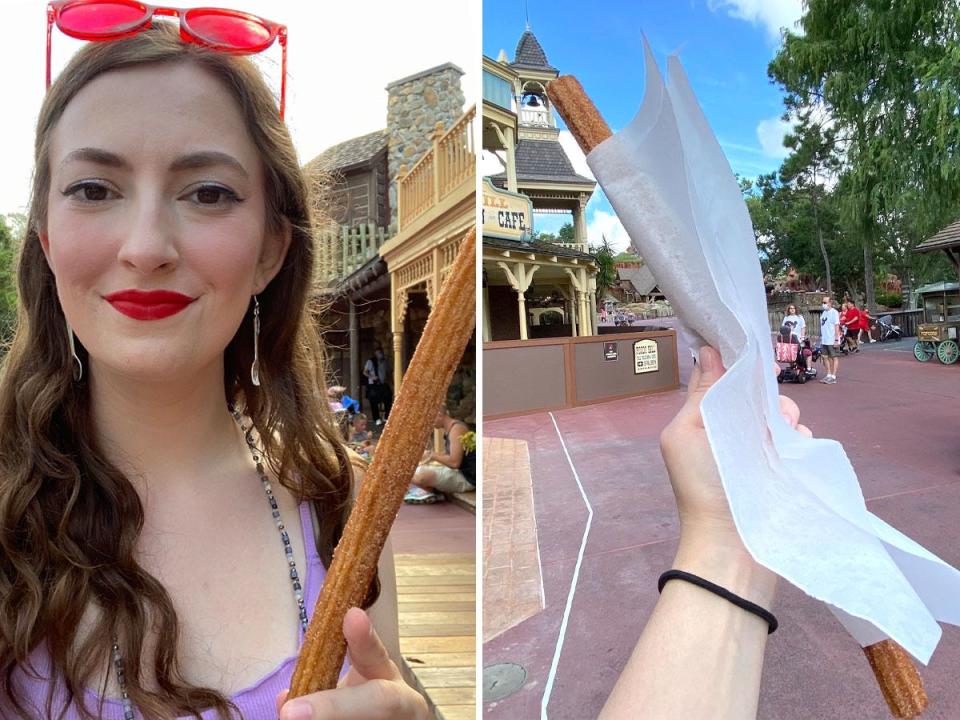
[373,345,393,425]
[857,304,877,343]
[840,302,860,353]
[819,296,842,383]
[363,350,383,425]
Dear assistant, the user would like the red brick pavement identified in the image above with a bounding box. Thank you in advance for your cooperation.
[483,437,544,643]
[482,337,960,719]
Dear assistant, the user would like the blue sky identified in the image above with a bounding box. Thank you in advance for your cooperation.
[483,0,804,250]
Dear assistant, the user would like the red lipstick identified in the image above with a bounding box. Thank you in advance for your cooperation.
[104,289,196,321]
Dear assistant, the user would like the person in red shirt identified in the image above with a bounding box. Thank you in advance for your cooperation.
[839,302,859,352]
[856,303,876,343]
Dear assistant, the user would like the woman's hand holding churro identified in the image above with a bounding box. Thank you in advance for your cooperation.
[601,347,805,719]
[548,71,929,719]
[277,608,429,720]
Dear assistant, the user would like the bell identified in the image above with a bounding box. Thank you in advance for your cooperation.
[526,95,542,107]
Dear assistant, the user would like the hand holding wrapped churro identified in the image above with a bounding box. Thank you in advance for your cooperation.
[547,71,931,718]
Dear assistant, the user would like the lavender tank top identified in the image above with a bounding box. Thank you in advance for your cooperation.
[6,503,341,719]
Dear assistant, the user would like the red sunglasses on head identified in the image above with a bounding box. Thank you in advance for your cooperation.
[46,0,288,118]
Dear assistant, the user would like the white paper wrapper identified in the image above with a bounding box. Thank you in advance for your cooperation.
[586,39,960,664]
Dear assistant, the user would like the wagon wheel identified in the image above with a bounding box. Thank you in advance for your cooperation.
[914,341,936,362]
[937,339,959,365]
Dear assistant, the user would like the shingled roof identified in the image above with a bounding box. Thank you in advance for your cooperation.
[491,139,595,186]
[483,234,595,261]
[616,265,658,295]
[511,29,557,72]
[916,218,960,253]
[304,129,389,174]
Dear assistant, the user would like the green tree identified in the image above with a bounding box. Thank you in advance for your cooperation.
[780,111,843,293]
[769,0,960,309]
[0,216,21,350]
[589,235,617,307]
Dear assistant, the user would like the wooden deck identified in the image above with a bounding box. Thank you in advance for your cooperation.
[395,553,476,720]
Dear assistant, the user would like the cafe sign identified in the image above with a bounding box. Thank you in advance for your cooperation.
[482,178,532,242]
[633,339,659,374]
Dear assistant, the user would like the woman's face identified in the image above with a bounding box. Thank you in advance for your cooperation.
[42,62,290,384]
[787,306,796,315]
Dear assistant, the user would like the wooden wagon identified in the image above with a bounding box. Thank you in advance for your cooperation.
[913,226,960,364]
[914,320,960,364]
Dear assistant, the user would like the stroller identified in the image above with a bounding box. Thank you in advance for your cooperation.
[876,315,903,342]
[775,326,817,384]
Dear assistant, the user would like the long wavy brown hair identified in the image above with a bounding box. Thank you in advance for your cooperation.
[0,23,363,720]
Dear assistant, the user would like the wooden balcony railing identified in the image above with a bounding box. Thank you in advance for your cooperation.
[554,241,591,253]
[398,105,476,231]
[315,223,391,284]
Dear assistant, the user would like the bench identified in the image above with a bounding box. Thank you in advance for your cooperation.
[449,490,476,514]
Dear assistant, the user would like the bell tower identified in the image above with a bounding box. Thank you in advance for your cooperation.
[489,25,596,253]
[511,26,560,139]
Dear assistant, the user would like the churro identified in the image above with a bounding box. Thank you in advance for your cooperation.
[547,75,612,152]
[288,227,476,696]
[864,640,928,718]
[547,72,928,719]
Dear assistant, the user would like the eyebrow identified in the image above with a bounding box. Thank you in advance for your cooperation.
[59,148,249,178]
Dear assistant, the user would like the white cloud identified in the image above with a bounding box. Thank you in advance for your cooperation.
[586,191,632,253]
[707,0,804,42]
[557,131,595,181]
[480,150,505,178]
[756,116,793,159]
[0,0,478,215]
[588,209,630,252]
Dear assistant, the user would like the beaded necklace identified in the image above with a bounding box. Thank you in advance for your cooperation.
[111,404,307,719]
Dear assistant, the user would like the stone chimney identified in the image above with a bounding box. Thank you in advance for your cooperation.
[385,62,465,223]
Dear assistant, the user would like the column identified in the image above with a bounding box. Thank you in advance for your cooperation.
[588,276,598,335]
[392,332,403,392]
[390,274,405,392]
[348,297,360,402]
[482,285,492,341]
[580,268,592,336]
[573,194,589,249]
[518,290,529,340]
[573,290,587,337]
[505,125,518,193]
[557,285,576,336]
[569,293,578,336]
[565,268,585,337]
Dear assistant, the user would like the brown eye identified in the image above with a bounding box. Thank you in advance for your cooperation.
[83,185,108,201]
[196,187,223,204]
[186,184,241,206]
[63,181,118,203]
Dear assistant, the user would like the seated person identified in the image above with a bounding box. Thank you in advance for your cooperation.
[404,405,475,504]
[348,413,374,457]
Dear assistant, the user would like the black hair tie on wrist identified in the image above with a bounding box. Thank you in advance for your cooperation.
[658,569,778,634]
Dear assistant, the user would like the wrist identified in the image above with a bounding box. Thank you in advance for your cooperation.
[673,524,778,609]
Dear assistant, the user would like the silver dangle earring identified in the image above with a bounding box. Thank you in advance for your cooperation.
[251,295,261,387]
[66,320,82,382]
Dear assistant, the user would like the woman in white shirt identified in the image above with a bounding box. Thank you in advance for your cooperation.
[782,304,806,341]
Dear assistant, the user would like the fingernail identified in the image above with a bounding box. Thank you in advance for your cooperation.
[283,700,312,720]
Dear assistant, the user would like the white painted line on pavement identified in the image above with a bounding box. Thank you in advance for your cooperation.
[542,412,594,720]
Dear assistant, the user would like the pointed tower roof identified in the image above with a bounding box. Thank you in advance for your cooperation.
[511,29,557,72]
